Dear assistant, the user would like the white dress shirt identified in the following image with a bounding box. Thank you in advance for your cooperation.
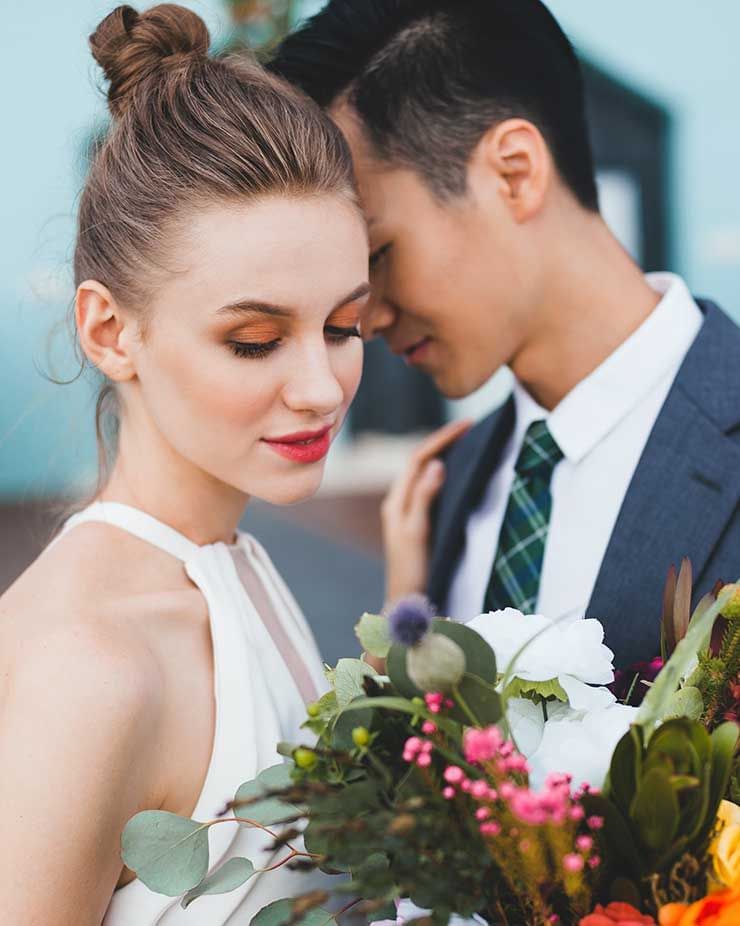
[446,273,703,622]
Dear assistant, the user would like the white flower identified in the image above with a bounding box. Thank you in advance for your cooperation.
[466,607,616,697]
[527,702,638,791]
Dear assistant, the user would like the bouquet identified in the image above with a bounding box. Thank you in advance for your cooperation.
[121,570,740,926]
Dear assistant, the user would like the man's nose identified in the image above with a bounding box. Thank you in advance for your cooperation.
[361,291,398,341]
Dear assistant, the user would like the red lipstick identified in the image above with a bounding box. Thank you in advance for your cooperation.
[262,426,332,464]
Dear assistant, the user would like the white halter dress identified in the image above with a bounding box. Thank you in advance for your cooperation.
[57,502,328,925]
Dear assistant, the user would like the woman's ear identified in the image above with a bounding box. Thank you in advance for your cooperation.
[75,281,138,382]
[472,118,552,222]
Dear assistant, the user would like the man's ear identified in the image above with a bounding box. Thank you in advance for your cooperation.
[75,280,138,382]
[472,118,552,222]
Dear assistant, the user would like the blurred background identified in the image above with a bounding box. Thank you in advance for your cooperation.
[2,1,739,661]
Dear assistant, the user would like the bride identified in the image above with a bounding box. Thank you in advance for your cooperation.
[0,4,370,923]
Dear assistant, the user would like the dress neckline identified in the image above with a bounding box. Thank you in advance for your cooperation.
[59,500,205,563]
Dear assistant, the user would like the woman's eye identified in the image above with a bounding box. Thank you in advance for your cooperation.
[228,339,280,359]
[369,243,391,269]
[325,326,361,343]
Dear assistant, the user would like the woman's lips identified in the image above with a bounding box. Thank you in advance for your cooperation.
[262,426,332,464]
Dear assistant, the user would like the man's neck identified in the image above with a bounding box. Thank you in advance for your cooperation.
[511,213,662,411]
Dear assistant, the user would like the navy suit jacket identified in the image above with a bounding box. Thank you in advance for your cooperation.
[427,300,740,669]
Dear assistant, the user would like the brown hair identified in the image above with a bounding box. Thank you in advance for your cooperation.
[74,3,356,481]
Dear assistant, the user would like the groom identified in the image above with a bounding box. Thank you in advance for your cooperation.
[271,0,740,668]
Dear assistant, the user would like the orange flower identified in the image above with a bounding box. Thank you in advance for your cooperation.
[658,887,740,925]
[580,902,656,925]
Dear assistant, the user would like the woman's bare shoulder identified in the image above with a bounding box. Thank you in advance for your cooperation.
[0,520,205,699]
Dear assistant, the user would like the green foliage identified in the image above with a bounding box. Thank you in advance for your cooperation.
[121,811,210,896]
[333,659,377,708]
[251,898,336,926]
[386,618,500,725]
[356,612,391,658]
[503,676,569,703]
[637,588,731,736]
[596,717,739,899]
[181,857,255,908]
[234,763,301,826]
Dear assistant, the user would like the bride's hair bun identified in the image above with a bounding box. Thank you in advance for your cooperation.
[90,4,210,117]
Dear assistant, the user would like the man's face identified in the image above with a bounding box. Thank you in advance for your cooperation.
[333,104,542,399]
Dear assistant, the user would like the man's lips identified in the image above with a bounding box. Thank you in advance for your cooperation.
[262,425,333,464]
[393,336,432,364]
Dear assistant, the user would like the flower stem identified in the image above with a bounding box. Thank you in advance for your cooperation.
[452,684,480,727]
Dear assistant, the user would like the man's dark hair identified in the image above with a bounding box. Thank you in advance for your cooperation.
[270,0,599,210]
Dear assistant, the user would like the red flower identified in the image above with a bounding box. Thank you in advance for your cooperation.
[580,902,656,925]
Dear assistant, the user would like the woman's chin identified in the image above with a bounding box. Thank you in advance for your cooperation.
[253,467,326,507]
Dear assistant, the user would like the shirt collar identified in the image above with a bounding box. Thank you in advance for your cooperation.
[513,273,703,465]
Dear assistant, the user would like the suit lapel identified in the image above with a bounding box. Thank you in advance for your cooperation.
[589,301,740,667]
[427,397,515,609]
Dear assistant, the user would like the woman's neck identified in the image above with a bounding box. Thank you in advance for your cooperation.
[100,408,248,546]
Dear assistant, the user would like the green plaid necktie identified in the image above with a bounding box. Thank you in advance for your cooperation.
[483,420,564,614]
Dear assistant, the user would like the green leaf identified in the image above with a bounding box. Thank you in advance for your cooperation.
[629,766,680,854]
[251,899,336,926]
[234,763,300,826]
[706,723,740,831]
[122,811,209,896]
[661,686,704,722]
[386,618,497,703]
[356,613,391,658]
[637,588,731,736]
[181,857,255,908]
[606,727,641,816]
[334,659,377,709]
[453,673,502,726]
[332,704,374,750]
[582,794,644,879]
[342,696,460,738]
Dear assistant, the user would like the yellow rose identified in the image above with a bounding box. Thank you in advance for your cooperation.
[709,801,740,890]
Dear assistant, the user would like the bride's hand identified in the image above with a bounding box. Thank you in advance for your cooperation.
[382,419,473,603]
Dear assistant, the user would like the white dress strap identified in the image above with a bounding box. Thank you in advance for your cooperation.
[57,501,201,562]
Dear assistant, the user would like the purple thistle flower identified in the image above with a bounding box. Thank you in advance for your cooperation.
[387,595,435,646]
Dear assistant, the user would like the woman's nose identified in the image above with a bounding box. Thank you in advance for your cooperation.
[281,346,345,416]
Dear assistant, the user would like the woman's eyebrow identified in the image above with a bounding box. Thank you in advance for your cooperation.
[217,283,370,319]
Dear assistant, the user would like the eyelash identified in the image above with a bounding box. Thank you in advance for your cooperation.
[228,326,361,360]
[369,243,391,269]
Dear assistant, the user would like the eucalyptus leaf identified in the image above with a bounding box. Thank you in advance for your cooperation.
[122,811,209,896]
[356,612,391,658]
[251,898,336,926]
[234,764,301,826]
[452,673,502,726]
[636,588,731,736]
[334,658,377,708]
[181,857,255,908]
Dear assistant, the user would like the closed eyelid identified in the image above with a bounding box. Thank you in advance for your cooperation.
[328,304,362,327]
[229,320,282,342]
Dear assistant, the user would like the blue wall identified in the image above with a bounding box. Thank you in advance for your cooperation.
[546,0,740,314]
[0,1,228,499]
[2,2,739,498]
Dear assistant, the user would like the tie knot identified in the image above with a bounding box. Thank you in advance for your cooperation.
[515,420,563,480]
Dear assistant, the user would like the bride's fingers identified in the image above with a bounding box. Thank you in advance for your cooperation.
[406,458,446,530]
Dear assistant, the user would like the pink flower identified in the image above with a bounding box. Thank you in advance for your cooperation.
[421,721,437,734]
[480,821,501,836]
[576,835,594,852]
[475,807,491,820]
[443,766,465,784]
[587,815,605,830]
[470,780,489,799]
[463,726,503,763]
[564,853,585,872]
[442,787,455,800]
[417,753,432,768]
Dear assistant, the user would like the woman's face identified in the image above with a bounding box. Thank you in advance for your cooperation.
[126,195,368,505]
